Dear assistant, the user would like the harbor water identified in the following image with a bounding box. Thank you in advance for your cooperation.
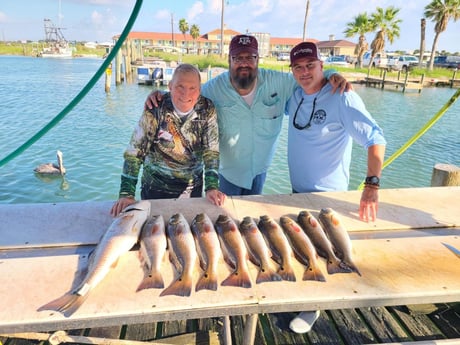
[0,56,458,204]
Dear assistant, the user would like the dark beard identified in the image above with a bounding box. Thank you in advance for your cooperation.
[231,67,257,90]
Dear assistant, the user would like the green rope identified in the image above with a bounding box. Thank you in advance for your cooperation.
[358,87,460,190]
[0,0,144,168]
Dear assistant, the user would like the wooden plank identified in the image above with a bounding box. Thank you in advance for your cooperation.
[391,306,446,341]
[1,187,459,250]
[124,323,157,341]
[328,308,377,344]
[306,311,344,344]
[359,307,411,343]
[261,312,308,345]
[428,303,460,339]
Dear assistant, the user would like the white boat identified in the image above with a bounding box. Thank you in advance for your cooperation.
[40,18,73,58]
[136,59,176,86]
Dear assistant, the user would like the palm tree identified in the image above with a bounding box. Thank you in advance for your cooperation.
[344,12,373,68]
[425,0,460,71]
[368,6,402,69]
[190,24,200,54]
[302,0,310,41]
[179,18,189,53]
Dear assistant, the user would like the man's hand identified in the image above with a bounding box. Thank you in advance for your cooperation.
[329,73,353,94]
[110,197,137,217]
[205,189,226,206]
[359,187,378,222]
[144,90,164,110]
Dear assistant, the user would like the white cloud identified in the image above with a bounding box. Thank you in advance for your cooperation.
[0,11,8,23]
[188,1,204,21]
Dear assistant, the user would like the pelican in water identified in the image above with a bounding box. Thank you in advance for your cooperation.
[34,150,66,175]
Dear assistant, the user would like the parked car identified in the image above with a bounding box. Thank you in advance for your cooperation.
[389,55,420,72]
[277,52,290,61]
[362,51,389,69]
[430,56,460,69]
[324,56,349,66]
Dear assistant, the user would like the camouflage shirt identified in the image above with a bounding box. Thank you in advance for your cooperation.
[118,93,220,198]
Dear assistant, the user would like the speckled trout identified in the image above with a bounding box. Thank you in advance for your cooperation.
[191,213,222,292]
[38,200,151,317]
[318,208,362,276]
[239,216,282,284]
[215,214,252,288]
[297,210,352,275]
[137,214,167,291]
[280,216,326,282]
[161,213,197,297]
[258,215,296,282]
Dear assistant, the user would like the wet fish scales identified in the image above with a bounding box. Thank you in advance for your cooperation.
[239,216,282,284]
[38,200,151,317]
[215,214,252,288]
[137,214,167,291]
[279,216,326,282]
[297,210,352,275]
[318,208,362,276]
[161,213,198,297]
[258,215,296,282]
[191,213,222,291]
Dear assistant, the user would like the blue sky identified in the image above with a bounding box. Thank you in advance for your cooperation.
[1,0,459,52]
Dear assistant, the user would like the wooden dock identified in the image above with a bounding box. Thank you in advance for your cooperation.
[364,69,425,93]
[1,187,459,345]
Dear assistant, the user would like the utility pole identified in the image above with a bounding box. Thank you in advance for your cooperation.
[171,13,175,49]
[302,0,310,41]
[220,0,225,57]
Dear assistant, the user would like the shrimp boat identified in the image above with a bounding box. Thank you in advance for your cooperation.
[39,18,73,58]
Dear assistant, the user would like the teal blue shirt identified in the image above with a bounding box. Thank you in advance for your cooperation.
[202,68,335,189]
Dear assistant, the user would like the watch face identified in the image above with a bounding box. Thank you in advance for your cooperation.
[367,176,380,184]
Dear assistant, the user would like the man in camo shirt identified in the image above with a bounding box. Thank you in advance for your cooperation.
[111,64,225,216]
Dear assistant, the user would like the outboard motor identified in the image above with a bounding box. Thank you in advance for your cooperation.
[152,67,163,83]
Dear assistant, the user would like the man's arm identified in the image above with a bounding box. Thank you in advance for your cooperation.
[359,144,386,222]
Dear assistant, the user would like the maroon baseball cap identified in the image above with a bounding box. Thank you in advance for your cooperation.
[229,35,258,56]
[290,42,321,66]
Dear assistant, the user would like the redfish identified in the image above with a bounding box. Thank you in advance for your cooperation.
[239,216,282,284]
[214,214,252,288]
[258,215,296,282]
[318,208,362,276]
[137,214,167,291]
[297,210,351,275]
[38,200,151,317]
[161,213,197,297]
[191,213,222,291]
[280,216,326,282]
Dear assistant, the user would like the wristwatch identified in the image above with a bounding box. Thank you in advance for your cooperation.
[364,176,380,187]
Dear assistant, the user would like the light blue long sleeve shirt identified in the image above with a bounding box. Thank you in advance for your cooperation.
[286,83,386,192]
[201,68,296,189]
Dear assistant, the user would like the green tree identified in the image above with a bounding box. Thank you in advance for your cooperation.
[368,6,402,69]
[179,18,189,53]
[190,24,200,54]
[344,12,373,68]
[424,0,460,70]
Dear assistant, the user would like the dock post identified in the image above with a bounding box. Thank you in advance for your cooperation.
[381,69,386,89]
[431,163,460,186]
[402,72,409,93]
[105,63,112,93]
[451,70,457,88]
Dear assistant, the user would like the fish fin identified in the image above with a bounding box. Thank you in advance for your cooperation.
[221,269,252,288]
[136,272,165,291]
[160,275,192,297]
[37,292,88,317]
[195,270,219,292]
[302,265,326,282]
[342,260,362,276]
[326,258,353,275]
[256,266,283,284]
[277,264,297,282]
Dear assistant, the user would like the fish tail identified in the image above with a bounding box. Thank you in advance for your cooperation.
[195,270,219,292]
[136,272,165,292]
[342,260,362,276]
[277,264,297,282]
[302,265,327,282]
[160,275,192,297]
[37,292,88,317]
[256,266,283,284]
[327,258,353,275]
[221,268,252,288]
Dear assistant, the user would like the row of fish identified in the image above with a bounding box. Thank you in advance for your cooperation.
[38,200,360,317]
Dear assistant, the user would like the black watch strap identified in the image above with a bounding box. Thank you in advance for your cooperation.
[365,176,380,186]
